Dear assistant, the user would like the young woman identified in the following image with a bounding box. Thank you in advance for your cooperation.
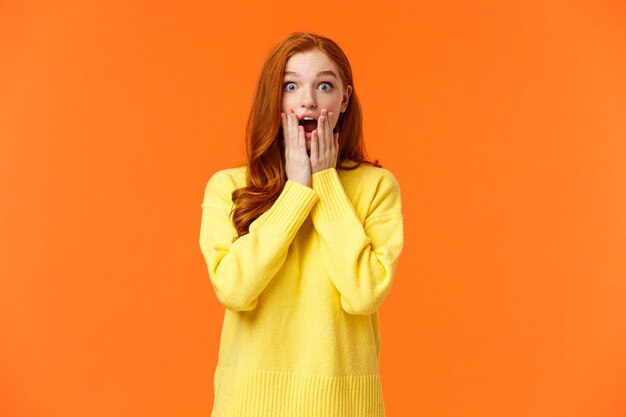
[199,31,404,417]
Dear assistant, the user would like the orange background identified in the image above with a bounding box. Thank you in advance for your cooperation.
[1,1,625,416]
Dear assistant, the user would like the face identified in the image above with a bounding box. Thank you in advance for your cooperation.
[281,48,352,151]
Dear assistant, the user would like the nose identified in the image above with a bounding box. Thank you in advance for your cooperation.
[301,87,317,109]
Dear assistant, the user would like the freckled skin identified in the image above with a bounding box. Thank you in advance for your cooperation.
[281,49,352,152]
[280,48,354,185]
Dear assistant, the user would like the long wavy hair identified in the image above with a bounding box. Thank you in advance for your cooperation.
[231,32,382,239]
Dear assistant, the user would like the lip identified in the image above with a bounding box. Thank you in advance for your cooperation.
[298,113,319,121]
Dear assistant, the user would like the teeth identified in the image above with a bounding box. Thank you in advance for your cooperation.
[302,117,315,120]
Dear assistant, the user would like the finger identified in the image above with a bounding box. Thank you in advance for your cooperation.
[293,111,300,149]
[286,112,294,153]
[318,110,326,150]
[290,111,297,149]
[334,131,339,154]
[318,112,326,157]
[324,110,331,156]
[311,129,318,161]
[325,110,333,156]
[324,121,332,158]
[281,113,287,148]
[298,125,306,151]
[326,111,333,136]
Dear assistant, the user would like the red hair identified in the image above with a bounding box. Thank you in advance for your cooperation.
[231,32,382,239]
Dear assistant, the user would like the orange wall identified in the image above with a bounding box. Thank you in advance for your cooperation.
[1,1,625,416]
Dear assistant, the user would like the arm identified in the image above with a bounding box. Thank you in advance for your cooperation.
[199,171,318,312]
[310,167,404,315]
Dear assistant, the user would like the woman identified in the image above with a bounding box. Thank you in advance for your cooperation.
[199,32,404,417]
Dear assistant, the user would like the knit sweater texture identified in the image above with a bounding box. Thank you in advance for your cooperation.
[199,161,404,417]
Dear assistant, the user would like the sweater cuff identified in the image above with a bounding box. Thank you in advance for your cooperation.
[259,179,319,238]
[310,168,356,223]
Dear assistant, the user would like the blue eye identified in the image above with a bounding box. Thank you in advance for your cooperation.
[283,82,296,91]
[319,82,333,91]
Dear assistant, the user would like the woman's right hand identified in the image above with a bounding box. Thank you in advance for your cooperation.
[281,110,312,188]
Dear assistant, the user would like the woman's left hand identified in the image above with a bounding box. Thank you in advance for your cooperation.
[310,108,339,174]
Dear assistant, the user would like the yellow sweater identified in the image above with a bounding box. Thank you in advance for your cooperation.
[199,161,404,417]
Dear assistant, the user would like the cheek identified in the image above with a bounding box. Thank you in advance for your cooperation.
[330,99,343,117]
[281,96,293,113]
[330,98,343,114]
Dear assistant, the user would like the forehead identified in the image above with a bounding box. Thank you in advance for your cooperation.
[284,49,339,76]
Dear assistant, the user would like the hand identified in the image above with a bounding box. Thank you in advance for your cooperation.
[310,108,339,174]
[280,109,312,188]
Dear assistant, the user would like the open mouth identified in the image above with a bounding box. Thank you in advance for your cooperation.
[299,117,317,133]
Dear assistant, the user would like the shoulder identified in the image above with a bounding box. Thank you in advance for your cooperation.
[206,164,246,185]
[202,164,247,207]
[339,161,402,220]
[339,161,401,194]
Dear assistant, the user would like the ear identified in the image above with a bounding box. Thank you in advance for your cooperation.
[340,85,352,112]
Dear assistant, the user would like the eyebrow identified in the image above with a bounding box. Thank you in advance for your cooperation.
[283,70,338,79]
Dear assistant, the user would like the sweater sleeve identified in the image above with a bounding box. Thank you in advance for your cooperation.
[199,170,319,312]
[310,167,404,315]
